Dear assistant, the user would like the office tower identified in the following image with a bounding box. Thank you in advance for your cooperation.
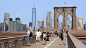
[15,18,21,23]
[35,26,37,31]
[15,14,21,23]
[8,21,18,32]
[38,21,44,30]
[29,22,32,27]
[76,17,83,31]
[28,27,33,31]
[32,7,36,31]
[42,21,44,30]
[0,23,7,32]
[84,23,86,30]
[9,18,13,21]
[23,24,27,31]
[4,13,10,22]
[38,21,42,29]
[18,24,23,31]
[16,14,21,19]
[46,12,52,29]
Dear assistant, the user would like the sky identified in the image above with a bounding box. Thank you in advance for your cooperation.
[0,0,86,27]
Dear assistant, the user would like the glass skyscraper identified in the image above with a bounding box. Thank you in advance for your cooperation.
[32,8,36,31]
[46,12,52,29]
[4,13,10,22]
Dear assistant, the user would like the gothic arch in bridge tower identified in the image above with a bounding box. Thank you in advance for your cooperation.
[54,6,77,30]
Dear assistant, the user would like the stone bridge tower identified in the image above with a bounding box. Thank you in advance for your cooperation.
[54,6,77,30]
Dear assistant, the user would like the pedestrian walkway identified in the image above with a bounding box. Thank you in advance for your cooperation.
[21,33,67,48]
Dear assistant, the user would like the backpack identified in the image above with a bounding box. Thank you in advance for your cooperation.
[29,32,32,37]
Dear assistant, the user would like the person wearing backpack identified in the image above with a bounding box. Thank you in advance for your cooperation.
[26,30,31,46]
[42,32,47,45]
[60,30,65,45]
[46,32,49,41]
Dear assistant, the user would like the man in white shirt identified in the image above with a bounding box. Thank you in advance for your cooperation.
[35,29,41,45]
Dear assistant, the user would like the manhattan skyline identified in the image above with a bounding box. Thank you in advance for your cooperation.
[0,0,86,27]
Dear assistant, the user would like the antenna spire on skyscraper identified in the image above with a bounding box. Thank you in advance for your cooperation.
[34,1,35,8]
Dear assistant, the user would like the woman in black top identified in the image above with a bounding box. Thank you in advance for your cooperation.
[60,30,65,45]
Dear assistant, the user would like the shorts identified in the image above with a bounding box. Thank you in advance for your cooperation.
[43,37,46,40]
[27,36,30,43]
[61,37,63,40]
[36,37,40,40]
[53,33,55,34]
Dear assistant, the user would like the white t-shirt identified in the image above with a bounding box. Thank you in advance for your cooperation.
[27,31,30,36]
[35,31,41,37]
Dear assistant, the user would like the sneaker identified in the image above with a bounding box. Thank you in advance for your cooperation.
[43,44,45,45]
[64,44,66,45]
[36,43,38,45]
[29,45,31,46]
[38,43,39,45]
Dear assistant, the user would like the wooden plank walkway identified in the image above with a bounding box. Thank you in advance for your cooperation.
[21,33,67,48]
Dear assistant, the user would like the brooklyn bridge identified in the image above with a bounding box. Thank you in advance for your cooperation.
[0,6,86,48]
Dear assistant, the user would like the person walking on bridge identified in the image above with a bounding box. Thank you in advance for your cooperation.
[52,30,54,37]
[42,32,47,45]
[35,29,41,45]
[60,30,65,45]
[26,30,31,46]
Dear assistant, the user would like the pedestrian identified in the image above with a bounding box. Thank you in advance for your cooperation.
[66,30,68,37]
[35,29,41,45]
[52,30,54,37]
[42,32,47,45]
[60,30,65,45]
[46,32,49,41]
[55,30,58,36]
[26,30,31,46]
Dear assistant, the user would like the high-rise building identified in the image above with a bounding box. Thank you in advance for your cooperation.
[46,12,52,30]
[28,27,33,31]
[76,17,83,31]
[23,24,27,31]
[18,24,23,31]
[38,21,44,30]
[0,23,7,32]
[9,18,13,21]
[29,22,32,27]
[16,14,21,19]
[15,14,21,23]
[32,8,36,31]
[38,21,42,29]
[8,21,19,32]
[84,23,86,30]
[35,26,37,31]
[15,18,21,23]
[4,13,10,22]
